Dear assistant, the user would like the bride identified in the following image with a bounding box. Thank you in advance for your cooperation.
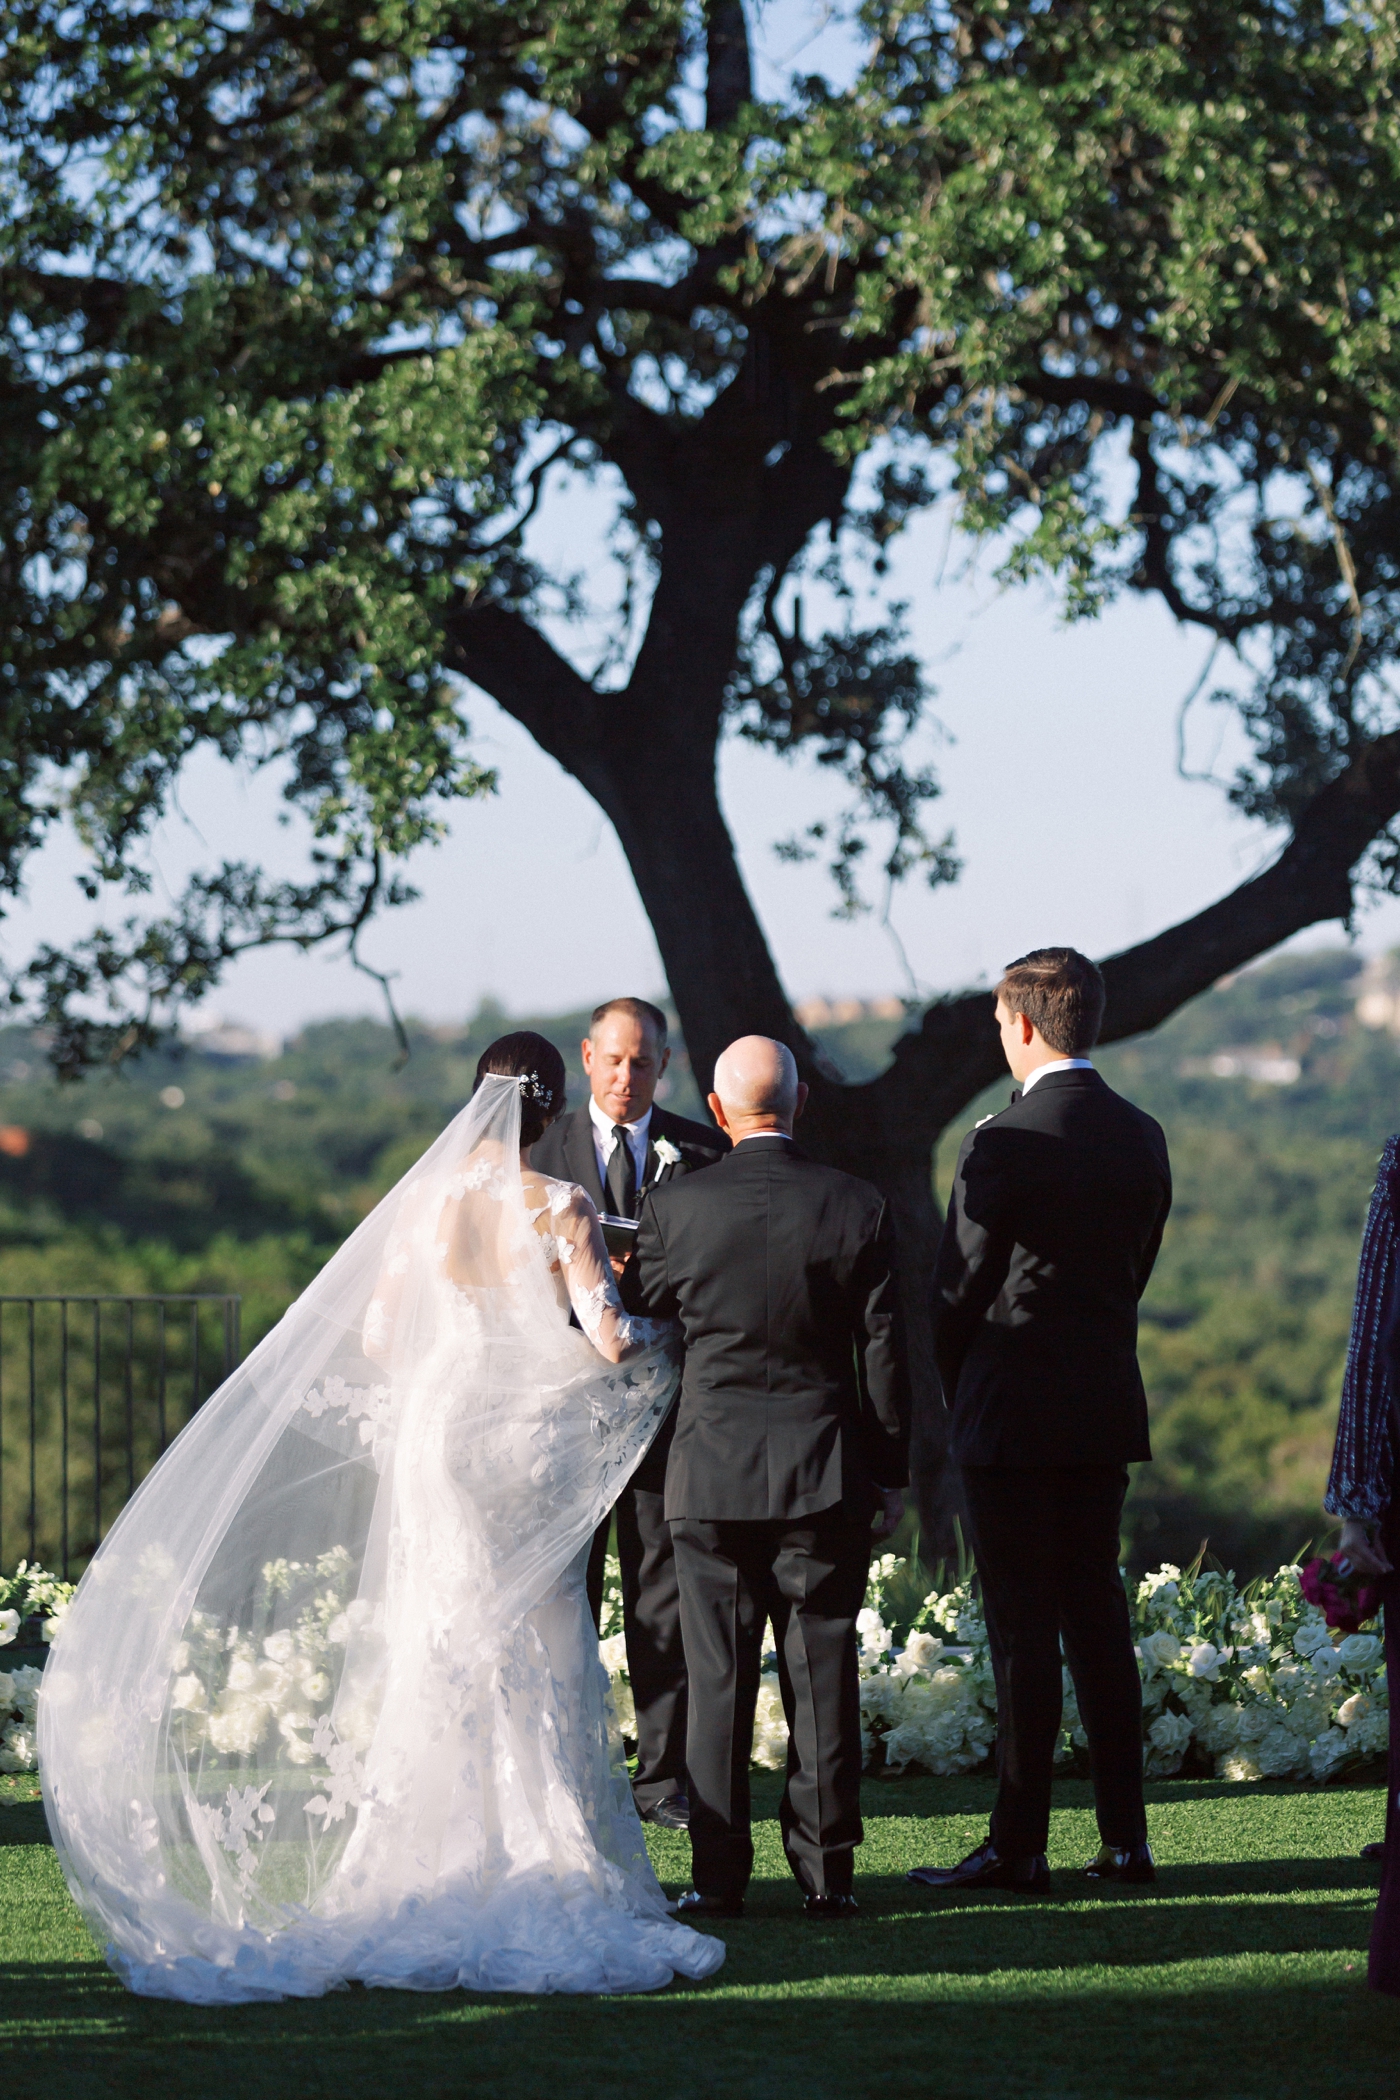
[37,1032,725,2002]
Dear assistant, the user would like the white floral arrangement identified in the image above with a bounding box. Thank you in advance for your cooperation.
[166,1546,370,1764]
[0,1663,41,1772]
[597,1548,1389,1784]
[6,1547,1387,1788]
[0,1559,77,1652]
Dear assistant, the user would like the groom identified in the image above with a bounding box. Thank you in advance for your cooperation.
[909,947,1172,1898]
[530,995,728,1829]
[624,1037,909,1918]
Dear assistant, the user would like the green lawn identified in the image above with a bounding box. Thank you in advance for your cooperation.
[3,1769,1398,2098]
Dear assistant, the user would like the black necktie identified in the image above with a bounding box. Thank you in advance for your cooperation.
[606,1123,638,1218]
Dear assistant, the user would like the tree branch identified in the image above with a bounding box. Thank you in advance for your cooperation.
[443,600,608,773]
[860,727,1400,1142]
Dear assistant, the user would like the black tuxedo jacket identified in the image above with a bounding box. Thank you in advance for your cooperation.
[933,1066,1171,1468]
[623,1135,910,1521]
[529,1101,728,1492]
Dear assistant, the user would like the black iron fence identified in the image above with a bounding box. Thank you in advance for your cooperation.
[0,1294,241,1580]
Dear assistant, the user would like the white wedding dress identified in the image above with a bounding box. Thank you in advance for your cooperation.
[37,1074,725,2002]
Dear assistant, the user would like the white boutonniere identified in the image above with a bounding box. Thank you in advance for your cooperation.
[652,1136,682,1169]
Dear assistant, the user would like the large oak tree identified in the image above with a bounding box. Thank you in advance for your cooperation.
[3,0,1400,1529]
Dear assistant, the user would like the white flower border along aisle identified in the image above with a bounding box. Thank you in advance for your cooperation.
[4,1549,1387,1786]
[599,1550,1389,1786]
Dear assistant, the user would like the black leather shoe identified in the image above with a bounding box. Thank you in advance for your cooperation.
[675,1889,744,1919]
[1084,1842,1156,1885]
[907,1841,1051,1896]
[803,1891,859,1920]
[1362,1840,1386,1863]
[639,1793,690,1831]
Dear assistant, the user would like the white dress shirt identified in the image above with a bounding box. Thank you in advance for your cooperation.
[589,1094,653,1200]
[1020,1057,1095,1096]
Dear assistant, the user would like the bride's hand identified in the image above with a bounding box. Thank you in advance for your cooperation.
[1339,1517,1393,1577]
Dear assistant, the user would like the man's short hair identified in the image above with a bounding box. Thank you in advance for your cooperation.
[995,948,1105,1055]
[588,996,669,1043]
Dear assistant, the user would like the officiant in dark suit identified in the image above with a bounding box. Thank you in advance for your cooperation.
[909,948,1171,1900]
[529,995,727,1829]
[623,1036,909,1918]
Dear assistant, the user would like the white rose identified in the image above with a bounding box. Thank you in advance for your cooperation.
[856,1608,885,1636]
[1140,1631,1182,1671]
[171,1674,208,1714]
[1187,1642,1223,1681]
[1337,1692,1372,1729]
[1292,1617,1330,1658]
[0,1726,36,1772]
[598,1633,629,1676]
[207,1699,268,1756]
[1148,1710,1193,1754]
[226,1656,257,1691]
[1337,1634,1382,1672]
[263,1630,295,1665]
[0,1609,19,1647]
[1308,1645,1342,1679]
[895,1630,944,1677]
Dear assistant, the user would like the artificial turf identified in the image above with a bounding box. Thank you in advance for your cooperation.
[2,1767,1398,2098]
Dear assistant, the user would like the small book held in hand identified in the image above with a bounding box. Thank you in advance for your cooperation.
[599,1213,640,1259]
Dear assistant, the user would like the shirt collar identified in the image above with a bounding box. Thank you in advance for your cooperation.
[736,1129,793,1143]
[588,1094,653,1143]
[1020,1058,1094,1096]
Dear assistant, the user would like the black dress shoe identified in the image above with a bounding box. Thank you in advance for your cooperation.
[639,1793,690,1831]
[1361,1840,1387,1863]
[1084,1842,1156,1885]
[803,1891,859,1920]
[675,1889,744,1919]
[907,1841,1051,1896]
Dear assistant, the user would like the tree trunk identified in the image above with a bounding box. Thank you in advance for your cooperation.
[454,536,1400,1569]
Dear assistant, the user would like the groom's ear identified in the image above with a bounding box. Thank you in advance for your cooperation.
[708,1090,732,1136]
[793,1082,809,1123]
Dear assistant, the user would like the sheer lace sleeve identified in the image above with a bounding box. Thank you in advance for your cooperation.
[545,1182,670,1364]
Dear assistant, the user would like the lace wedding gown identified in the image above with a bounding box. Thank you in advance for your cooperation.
[37,1075,724,2002]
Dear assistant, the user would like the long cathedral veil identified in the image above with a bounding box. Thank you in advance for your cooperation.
[37,1075,683,1998]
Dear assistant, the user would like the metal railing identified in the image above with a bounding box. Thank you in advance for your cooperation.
[0,1294,241,1580]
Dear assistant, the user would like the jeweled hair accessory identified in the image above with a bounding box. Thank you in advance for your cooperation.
[515,1069,556,1107]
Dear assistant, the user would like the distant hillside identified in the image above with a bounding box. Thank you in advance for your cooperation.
[1,946,1395,1575]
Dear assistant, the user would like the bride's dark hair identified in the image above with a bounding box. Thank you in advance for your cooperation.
[473,1031,568,1147]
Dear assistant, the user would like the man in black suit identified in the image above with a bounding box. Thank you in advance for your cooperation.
[624,1036,909,1919]
[529,995,727,1830]
[909,948,1171,1899]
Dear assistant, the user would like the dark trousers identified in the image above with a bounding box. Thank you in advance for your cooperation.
[962,1463,1146,1858]
[670,1510,868,1902]
[1369,1503,1400,1996]
[585,1489,688,1810]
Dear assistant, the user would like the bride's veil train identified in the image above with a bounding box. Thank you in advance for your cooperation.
[38,1073,724,2000]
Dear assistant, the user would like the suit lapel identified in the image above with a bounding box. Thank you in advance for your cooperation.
[565,1106,606,1210]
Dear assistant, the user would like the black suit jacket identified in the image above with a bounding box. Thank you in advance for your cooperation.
[529,1101,728,1491]
[624,1135,910,1521]
[528,1101,728,1216]
[933,1066,1171,1468]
